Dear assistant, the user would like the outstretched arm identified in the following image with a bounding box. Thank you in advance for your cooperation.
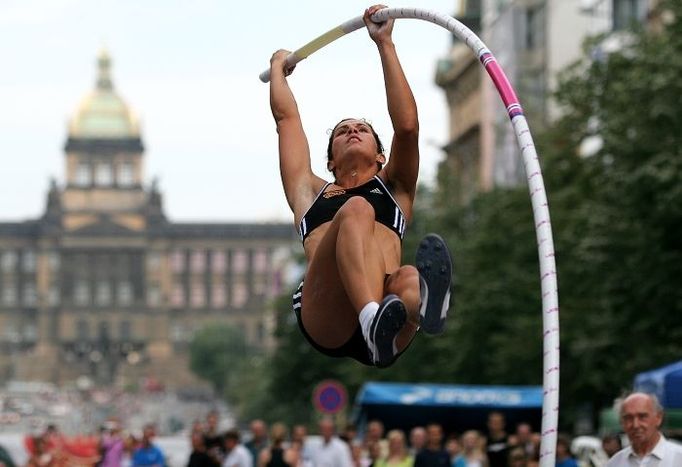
[269,50,321,219]
[364,5,419,202]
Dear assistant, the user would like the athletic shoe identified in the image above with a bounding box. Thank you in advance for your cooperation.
[415,233,453,335]
[367,294,407,368]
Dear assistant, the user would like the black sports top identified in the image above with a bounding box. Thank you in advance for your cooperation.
[298,175,407,242]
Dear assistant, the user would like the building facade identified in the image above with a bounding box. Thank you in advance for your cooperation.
[435,0,656,203]
[0,51,299,388]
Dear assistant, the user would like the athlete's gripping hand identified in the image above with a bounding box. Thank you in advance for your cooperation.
[270,49,296,78]
[364,4,394,45]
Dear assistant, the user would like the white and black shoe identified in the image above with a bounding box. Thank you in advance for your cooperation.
[416,233,453,335]
[367,294,407,368]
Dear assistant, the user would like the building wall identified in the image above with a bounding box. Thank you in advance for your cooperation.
[0,229,298,387]
[437,0,655,200]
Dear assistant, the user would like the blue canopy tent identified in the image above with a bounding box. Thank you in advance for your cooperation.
[600,361,682,433]
[352,382,543,435]
[634,360,682,409]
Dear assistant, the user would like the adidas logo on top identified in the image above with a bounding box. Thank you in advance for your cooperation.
[370,188,382,194]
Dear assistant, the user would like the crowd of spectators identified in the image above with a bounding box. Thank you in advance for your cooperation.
[176,410,612,467]
[0,405,655,467]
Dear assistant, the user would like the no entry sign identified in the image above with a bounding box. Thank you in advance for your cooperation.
[312,379,348,414]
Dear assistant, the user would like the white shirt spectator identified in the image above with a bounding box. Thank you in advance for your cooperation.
[311,437,353,467]
[606,435,682,467]
[223,444,253,467]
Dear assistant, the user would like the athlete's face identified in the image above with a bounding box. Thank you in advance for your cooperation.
[328,119,383,173]
[332,120,376,150]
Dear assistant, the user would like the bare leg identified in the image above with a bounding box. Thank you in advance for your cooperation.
[384,265,420,351]
[302,197,388,349]
[334,197,388,310]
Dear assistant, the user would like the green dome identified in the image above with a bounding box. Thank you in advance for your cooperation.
[69,49,140,139]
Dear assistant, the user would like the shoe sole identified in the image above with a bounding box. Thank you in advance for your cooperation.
[370,295,407,368]
[416,233,453,335]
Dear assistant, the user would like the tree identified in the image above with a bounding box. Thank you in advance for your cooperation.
[189,324,255,397]
[537,0,682,426]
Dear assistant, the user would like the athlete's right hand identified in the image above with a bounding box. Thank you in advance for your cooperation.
[270,49,296,77]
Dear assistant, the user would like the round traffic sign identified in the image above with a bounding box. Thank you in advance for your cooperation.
[312,379,348,414]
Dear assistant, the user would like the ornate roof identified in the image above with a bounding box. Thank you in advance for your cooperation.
[68,49,140,139]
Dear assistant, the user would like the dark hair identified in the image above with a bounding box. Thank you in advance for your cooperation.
[224,429,240,441]
[508,447,527,462]
[326,118,385,177]
[556,434,572,450]
[602,433,622,446]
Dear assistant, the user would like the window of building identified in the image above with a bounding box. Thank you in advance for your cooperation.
[190,282,205,308]
[494,0,512,16]
[23,324,37,342]
[48,286,60,306]
[147,252,161,272]
[22,250,36,272]
[231,280,248,308]
[171,250,185,273]
[74,280,90,306]
[77,320,89,340]
[48,252,60,271]
[1,250,17,273]
[211,282,226,308]
[170,324,185,342]
[93,255,108,276]
[270,270,283,297]
[613,0,642,30]
[231,250,248,274]
[211,250,226,274]
[23,283,37,306]
[465,0,482,16]
[253,248,268,273]
[525,4,545,50]
[75,162,91,186]
[114,254,129,274]
[147,285,161,307]
[2,282,17,306]
[95,281,112,307]
[120,320,132,341]
[95,162,113,186]
[3,325,19,343]
[98,321,110,341]
[118,162,134,187]
[171,283,185,307]
[117,281,133,306]
[190,250,205,274]
[252,275,266,297]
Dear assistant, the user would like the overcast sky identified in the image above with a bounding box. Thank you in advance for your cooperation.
[0,0,459,223]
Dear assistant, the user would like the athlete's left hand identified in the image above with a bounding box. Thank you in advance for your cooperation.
[364,4,394,45]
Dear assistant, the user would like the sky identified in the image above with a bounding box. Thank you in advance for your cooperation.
[0,0,459,223]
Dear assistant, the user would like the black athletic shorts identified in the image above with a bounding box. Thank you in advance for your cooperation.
[292,280,373,366]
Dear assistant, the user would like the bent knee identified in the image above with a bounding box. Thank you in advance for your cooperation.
[386,265,419,291]
[336,196,376,221]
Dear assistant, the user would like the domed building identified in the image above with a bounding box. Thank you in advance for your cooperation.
[69,50,141,140]
[0,52,297,387]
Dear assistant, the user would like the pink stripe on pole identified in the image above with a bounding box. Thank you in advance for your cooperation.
[480,53,522,118]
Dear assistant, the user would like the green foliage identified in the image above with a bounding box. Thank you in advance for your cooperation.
[538,0,682,426]
[189,324,255,397]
